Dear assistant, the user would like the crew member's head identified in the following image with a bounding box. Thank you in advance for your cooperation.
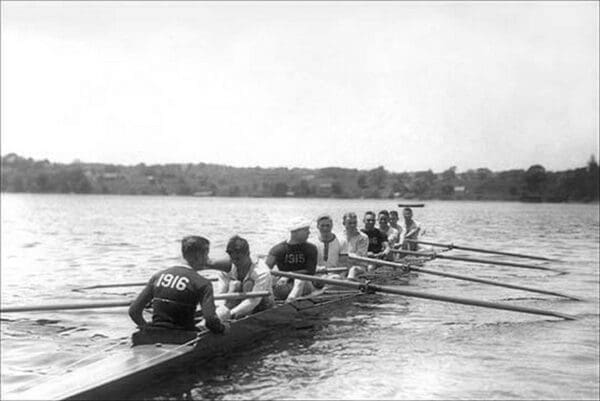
[343,212,358,232]
[226,235,251,266]
[389,210,399,226]
[363,211,376,230]
[181,235,210,269]
[316,214,333,236]
[403,207,413,220]
[378,210,390,228]
[288,218,311,243]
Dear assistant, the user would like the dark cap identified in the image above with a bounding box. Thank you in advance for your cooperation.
[181,236,210,255]
[226,235,249,255]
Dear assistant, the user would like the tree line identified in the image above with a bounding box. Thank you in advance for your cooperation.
[1,153,598,202]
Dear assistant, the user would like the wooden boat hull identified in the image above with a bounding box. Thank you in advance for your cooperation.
[8,290,366,401]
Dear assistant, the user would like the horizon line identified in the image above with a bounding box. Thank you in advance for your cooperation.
[2,152,597,175]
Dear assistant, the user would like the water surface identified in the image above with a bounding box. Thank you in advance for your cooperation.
[1,194,598,399]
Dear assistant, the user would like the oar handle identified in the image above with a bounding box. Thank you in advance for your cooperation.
[0,291,270,313]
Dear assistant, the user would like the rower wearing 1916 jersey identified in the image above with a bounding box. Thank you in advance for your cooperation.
[128,236,228,344]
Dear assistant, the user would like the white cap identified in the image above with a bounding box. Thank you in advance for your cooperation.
[288,217,312,232]
[316,213,333,223]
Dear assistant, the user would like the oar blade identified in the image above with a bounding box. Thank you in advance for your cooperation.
[408,240,562,262]
[348,254,579,301]
[393,249,563,273]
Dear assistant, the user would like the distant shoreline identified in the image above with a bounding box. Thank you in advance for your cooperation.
[1,191,598,205]
[2,153,598,203]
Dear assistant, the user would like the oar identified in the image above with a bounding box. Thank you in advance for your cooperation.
[348,254,579,301]
[271,271,575,320]
[320,267,349,273]
[407,239,560,261]
[74,268,347,292]
[75,277,219,291]
[0,291,270,313]
[75,282,148,290]
[393,249,562,272]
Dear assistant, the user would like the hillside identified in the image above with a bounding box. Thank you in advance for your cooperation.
[1,153,598,202]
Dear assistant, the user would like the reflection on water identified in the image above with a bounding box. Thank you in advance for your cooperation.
[1,194,599,400]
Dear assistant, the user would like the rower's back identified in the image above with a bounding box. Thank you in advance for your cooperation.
[149,265,214,331]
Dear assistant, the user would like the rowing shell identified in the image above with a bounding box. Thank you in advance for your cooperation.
[6,288,370,401]
[7,258,422,400]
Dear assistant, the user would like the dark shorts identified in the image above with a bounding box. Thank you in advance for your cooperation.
[272,279,315,300]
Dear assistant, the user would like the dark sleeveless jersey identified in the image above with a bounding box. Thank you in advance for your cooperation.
[268,241,317,275]
[361,228,388,253]
[147,265,223,332]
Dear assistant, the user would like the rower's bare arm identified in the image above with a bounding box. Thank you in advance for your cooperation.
[200,286,227,334]
[381,240,391,257]
[230,271,270,318]
[128,285,153,328]
[265,254,276,269]
[405,227,419,238]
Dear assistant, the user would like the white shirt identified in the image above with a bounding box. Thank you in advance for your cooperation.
[226,258,273,317]
[316,234,348,268]
[341,230,369,256]
[380,226,400,246]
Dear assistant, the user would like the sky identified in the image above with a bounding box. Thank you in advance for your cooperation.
[1,1,598,173]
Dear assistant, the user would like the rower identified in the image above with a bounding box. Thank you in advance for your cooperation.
[377,210,400,252]
[361,211,390,259]
[388,210,404,248]
[348,211,390,280]
[400,207,422,251]
[266,218,318,302]
[128,236,228,344]
[315,214,348,272]
[343,211,370,281]
[340,212,369,256]
[212,235,274,319]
